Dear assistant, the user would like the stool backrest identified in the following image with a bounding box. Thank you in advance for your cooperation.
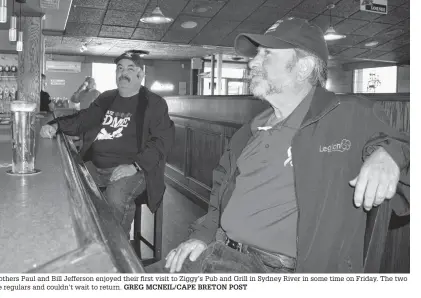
[363,201,392,273]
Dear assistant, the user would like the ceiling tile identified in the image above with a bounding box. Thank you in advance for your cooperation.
[328,45,348,56]
[108,0,149,11]
[191,19,241,45]
[170,14,211,32]
[236,21,269,33]
[374,40,404,51]
[219,30,242,47]
[387,0,407,6]
[356,49,390,59]
[348,10,381,22]
[295,0,340,14]
[162,15,211,43]
[214,0,266,21]
[326,0,360,18]
[182,0,226,18]
[285,10,318,20]
[338,47,368,58]
[401,0,409,8]
[376,27,406,39]
[131,28,167,41]
[264,0,303,11]
[311,14,344,32]
[246,5,290,24]
[375,7,409,24]
[375,51,405,62]
[394,32,410,44]
[394,44,409,53]
[99,26,135,39]
[395,18,410,30]
[352,22,392,36]
[65,23,101,37]
[72,0,110,9]
[334,19,368,34]
[103,10,143,27]
[68,7,105,24]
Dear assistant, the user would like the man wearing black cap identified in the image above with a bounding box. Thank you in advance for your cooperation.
[156,18,409,273]
[40,50,175,236]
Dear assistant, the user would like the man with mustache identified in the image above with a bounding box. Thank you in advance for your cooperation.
[40,50,175,236]
[150,18,409,273]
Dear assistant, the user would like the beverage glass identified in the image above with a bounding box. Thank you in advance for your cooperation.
[6,101,41,175]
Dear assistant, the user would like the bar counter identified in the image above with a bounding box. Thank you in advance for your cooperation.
[0,111,144,273]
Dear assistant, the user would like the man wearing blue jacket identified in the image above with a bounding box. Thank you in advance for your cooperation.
[40,51,175,235]
[158,18,409,273]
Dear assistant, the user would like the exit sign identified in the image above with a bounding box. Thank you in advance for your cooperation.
[360,0,388,15]
[40,0,60,10]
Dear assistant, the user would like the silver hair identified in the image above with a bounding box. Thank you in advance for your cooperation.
[294,48,327,88]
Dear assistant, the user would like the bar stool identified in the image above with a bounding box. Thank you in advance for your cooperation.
[132,192,164,266]
[98,188,164,265]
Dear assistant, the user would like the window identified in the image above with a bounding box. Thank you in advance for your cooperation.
[353,66,397,93]
[92,63,117,93]
[201,62,249,95]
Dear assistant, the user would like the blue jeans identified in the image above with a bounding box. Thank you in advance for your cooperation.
[87,162,146,235]
[146,241,290,273]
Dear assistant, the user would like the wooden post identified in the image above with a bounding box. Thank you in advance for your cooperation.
[17,17,42,111]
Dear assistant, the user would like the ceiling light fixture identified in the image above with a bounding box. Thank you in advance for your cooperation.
[181,21,197,29]
[9,0,17,41]
[364,40,379,47]
[16,0,26,52]
[140,0,173,24]
[192,5,210,13]
[0,0,7,23]
[324,4,346,41]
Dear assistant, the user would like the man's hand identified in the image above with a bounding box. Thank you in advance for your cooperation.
[40,124,57,138]
[165,239,207,273]
[110,164,137,182]
[350,147,400,211]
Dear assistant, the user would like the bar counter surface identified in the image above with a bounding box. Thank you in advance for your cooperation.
[0,111,144,273]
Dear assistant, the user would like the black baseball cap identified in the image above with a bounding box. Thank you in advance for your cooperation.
[234,17,329,63]
[114,50,149,67]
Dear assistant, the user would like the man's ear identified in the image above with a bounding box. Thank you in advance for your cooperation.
[297,57,315,82]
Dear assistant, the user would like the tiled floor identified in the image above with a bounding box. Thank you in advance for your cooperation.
[133,184,206,259]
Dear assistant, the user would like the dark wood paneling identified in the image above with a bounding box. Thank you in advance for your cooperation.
[167,124,186,173]
[188,127,222,188]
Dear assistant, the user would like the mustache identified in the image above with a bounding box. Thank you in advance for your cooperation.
[118,75,131,82]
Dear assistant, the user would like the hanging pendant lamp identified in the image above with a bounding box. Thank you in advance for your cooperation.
[140,1,173,24]
[324,4,346,41]
[0,0,7,23]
